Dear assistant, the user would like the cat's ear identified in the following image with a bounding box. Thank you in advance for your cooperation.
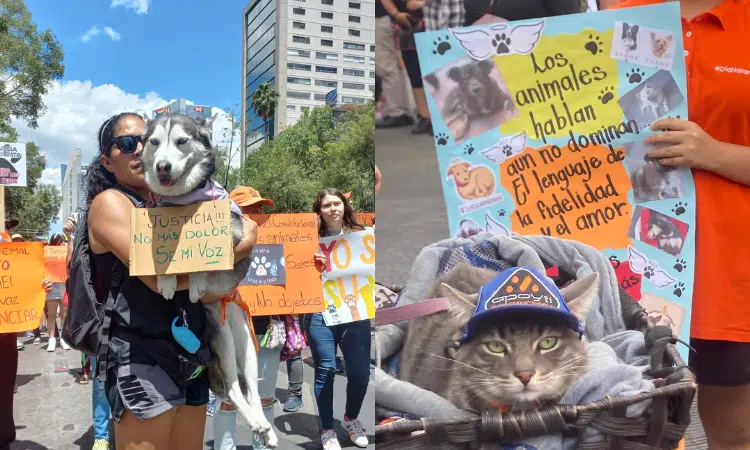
[559,272,599,322]
[441,283,476,311]
[650,31,656,41]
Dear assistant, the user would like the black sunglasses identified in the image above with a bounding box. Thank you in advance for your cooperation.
[111,135,142,154]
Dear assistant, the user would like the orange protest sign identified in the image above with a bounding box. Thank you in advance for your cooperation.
[356,213,375,227]
[0,242,46,333]
[236,214,325,316]
[44,245,68,282]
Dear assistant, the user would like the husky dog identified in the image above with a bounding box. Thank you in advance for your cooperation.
[140,113,277,447]
[637,84,669,120]
[632,160,682,202]
[621,23,639,51]
[650,31,673,58]
[646,210,683,256]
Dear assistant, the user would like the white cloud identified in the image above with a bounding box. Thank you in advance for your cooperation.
[103,27,122,41]
[111,0,149,14]
[80,26,100,43]
[40,167,62,186]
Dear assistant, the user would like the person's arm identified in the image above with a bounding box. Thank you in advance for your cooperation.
[382,0,412,28]
[63,216,75,272]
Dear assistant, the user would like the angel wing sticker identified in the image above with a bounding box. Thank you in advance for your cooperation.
[451,21,545,60]
[627,246,676,289]
[481,131,527,164]
[485,213,511,237]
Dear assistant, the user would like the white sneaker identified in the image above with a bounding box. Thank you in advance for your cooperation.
[342,417,369,448]
[321,429,341,450]
[33,337,41,345]
[16,339,24,350]
[47,337,57,352]
[61,339,71,350]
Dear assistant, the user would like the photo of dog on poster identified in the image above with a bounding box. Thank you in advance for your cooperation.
[625,141,685,203]
[424,56,518,143]
[628,205,688,257]
[618,70,684,127]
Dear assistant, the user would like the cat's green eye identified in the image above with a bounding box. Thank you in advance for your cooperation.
[486,341,506,354]
[538,337,558,351]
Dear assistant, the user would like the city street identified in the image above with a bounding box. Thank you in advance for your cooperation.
[11,338,375,450]
[375,125,707,449]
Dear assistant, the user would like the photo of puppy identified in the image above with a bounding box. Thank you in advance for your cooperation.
[446,159,496,200]
[625,141,685,203]
[627,205,688,257]
[622,23,639,51]
[456,218,484,239]
[639,293,686,336]
[424,56,518,143]
[650,31,673,58]
[618,70,684,128]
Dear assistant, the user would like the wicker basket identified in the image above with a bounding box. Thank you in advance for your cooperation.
[374,285,697,450]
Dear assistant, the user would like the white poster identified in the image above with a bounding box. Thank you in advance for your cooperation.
[0,142,27,187]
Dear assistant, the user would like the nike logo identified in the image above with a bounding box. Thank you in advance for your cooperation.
[119,374,155,408]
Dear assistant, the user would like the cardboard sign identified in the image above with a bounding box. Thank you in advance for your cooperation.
[237,214,325,316]
[415,3,695,360]
[356,213,375,227]
[44,246,68,282]
[129,199,235,276]
[319,229,376,326]
[0,242,46,333]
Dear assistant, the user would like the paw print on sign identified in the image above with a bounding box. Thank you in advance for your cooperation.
[501,143,514,157]
[673,259,687,272]
[463,143,474,155]
[492,33,512,55]
[673,282,686,298]
[626,68,645,84]
[251,256,271,277]
[433,36,452,55]
[585,35,603,55]
[436,133,450,146]
[598,86,615,105]
[672,202,687,215]
[643,265,655,280]
[498,209,506,217]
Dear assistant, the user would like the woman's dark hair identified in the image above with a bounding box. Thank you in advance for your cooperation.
[49,233,65,246]
[313,188,365,236]
[86,112,142,206]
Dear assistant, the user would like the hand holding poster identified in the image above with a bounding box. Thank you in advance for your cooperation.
[0,243,46,333]
[415,3,694,359]
[44,246,68,282]
[319,229,376,326]
[129,199,234,276]
[237,214,325,316]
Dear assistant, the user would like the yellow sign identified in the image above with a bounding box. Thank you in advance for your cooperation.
[129,199,234,276]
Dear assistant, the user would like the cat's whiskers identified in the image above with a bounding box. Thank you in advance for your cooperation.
[419,351,497,378]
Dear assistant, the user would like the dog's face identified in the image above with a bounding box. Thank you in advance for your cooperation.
[622,23,638,49]
[650,32,672,57]
[448,60,496,102]
[638,84,660,103]
[140,113,217,196]
[447,162,471,185]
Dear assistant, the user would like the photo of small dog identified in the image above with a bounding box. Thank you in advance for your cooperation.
[639,293,685,336]
[446,159,496,200]
[627,205,688,257]
[456,218,484,239]
[625,141,684,203]
[650,31,673,58]
[622,23,639,51]
[618,70,684,128]
[425,56,518,143]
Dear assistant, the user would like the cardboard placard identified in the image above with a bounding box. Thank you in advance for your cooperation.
[0,242,47,333]
[416,3,695,360]
[319,229,376,326]
[129,199,234,276]
[237,214,325,316]
[356,213,375,227]
[44,245,68,282]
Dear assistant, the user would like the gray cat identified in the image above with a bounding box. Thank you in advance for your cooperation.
[399,263,599,412]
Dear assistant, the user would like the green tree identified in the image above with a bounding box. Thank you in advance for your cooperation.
[6,141,62,238]
[215,104,242,189]
[249,82,279,143]
[0,0,65,140]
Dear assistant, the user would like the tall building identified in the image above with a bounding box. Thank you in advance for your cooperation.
[241,0,375,162]
[153,99,214,120]
[60,150,89,223]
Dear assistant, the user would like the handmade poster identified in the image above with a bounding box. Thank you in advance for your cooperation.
[129,199,234,276]
[356,213,375,227]
[44,246,68,282]
[237,214,325,316]
[319,229,376,326]
[415,3,695,359]
[0,142,27,186]
[0,242,46,333]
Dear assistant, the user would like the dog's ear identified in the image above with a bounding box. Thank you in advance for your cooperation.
[478,59,494,74]
[632,25,639,32]
[665,35,673,43]
[198,114,218,141]
[650,31,656,41]
[447,66,462,82]
[623,23,630,32]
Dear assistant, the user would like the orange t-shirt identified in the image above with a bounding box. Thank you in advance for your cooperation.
[611,0,750,342]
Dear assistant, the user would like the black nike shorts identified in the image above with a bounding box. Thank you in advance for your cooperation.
[689,338,750,386]
[105,363,209,422]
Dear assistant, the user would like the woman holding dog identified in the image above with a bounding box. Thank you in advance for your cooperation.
[82,112,257,450]
[306,188,371,450]
[607,1,750,448]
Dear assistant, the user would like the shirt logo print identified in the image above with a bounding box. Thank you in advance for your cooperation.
[119,374,155,408]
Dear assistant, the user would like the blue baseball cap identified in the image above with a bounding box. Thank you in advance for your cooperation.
[460,266,582,343]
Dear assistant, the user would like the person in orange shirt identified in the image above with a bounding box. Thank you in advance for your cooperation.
[609,0,750,448]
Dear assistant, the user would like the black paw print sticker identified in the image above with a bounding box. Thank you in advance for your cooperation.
[502,143,514,157]
[585,35,603,55]
[498,209,506,217]
[627,68,645,84]
[436,133,450,146]
[673,259,687,272]
[492,33,511,55]
[463,143,475,155]
[643,265,655,279]
[433,36,451,55]
[673,282,685,298]
[672,202,687,215]
[598,86,615,105]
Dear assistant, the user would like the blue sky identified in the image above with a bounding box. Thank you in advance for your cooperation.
[15,0,247,235]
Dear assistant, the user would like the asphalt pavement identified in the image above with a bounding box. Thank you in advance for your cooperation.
[11,337,374,450]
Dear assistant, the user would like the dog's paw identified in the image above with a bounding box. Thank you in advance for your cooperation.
[157,275,177,300]
[188,273,209,303]
[262,429,279,448]
[246,412,273,435]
